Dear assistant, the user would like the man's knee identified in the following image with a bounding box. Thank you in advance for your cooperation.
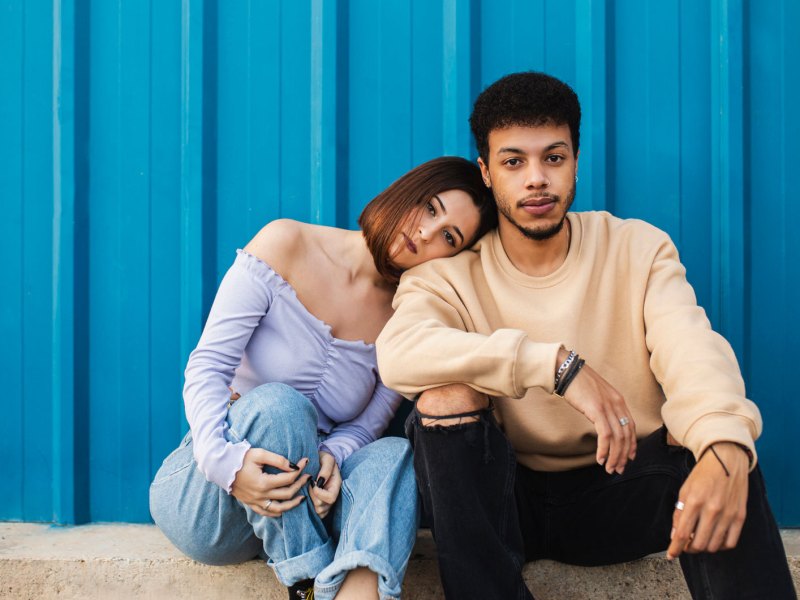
[417,384,489,426]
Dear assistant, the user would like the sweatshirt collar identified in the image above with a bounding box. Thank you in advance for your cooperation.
[488,212,582,288]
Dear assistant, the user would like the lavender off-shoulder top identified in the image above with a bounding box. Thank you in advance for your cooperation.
[183,249,403,493]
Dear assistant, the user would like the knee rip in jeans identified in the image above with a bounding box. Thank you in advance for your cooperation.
[414,398,496,463]
[415,397,493,428]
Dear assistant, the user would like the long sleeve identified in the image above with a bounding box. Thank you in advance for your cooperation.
[644,234,762,466]
[183,252,275,492]
[376,258,562,399]
[319,377,403,466]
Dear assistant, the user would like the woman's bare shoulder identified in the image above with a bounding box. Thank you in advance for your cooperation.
[244,219,311,277]
[244,219,343,278]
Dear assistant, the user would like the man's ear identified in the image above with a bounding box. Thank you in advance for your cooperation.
[477,157,491,188]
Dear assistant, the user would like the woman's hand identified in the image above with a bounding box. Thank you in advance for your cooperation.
[309,451,342,519]
[231,448,311,517]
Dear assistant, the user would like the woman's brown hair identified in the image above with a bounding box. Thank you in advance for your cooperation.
[359,156,497,283]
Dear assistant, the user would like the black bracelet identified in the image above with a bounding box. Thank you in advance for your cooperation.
[563,358,585,393]
[554,357,575,395]
[555,358,585,396]
[558,352,580,386]
[705,442,753,475]
[708,444,730,477]
[554,350,577,388]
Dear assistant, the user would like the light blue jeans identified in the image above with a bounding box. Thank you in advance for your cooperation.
[150,383,419,600]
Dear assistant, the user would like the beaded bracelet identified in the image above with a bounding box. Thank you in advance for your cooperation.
[554,350,577,388]
[555,358,585,397]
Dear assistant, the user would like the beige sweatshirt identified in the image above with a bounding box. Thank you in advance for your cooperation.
[376,211,761,472]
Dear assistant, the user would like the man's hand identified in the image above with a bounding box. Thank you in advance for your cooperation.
[667,442,749,560]
[309,451,342,519]
[558,350,637,474]
[231,448,310,517]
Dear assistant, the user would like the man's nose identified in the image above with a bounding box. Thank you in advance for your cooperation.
[524,165,549,188]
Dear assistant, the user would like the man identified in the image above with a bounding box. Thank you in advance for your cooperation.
[376,72,795,599]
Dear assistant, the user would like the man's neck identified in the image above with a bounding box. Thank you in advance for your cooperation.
[497,217,572,277]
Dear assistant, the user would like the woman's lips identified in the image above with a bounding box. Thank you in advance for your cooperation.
[404,234,418,254]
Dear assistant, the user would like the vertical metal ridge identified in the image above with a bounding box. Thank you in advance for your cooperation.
[335,0,349,227]
[310,0,337,225]
[442,0,474,157]
[180,0,204,368]
[52,0,77,524]
[146,0,154,470]
[575,0,608,211]
[710,0,745,361]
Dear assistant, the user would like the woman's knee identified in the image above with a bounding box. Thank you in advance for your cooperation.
[227,383,319,462]
[228,382,316,428]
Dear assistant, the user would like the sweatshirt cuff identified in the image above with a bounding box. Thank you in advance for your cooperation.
[681,413,758,472]
[516,340,563,396]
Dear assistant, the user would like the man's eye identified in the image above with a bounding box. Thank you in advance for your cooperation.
[426,201,436,216]
[443,230,455,247]
[505,158,522,167]
[545,155,564,163]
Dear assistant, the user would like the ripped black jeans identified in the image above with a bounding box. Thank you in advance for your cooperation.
[405,401,796,600]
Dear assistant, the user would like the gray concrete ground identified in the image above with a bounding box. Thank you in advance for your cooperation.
[0,523,797,599]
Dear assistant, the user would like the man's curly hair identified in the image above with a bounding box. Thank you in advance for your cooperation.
[469,71,581,162]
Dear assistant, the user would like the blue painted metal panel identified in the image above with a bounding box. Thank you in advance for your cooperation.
[0,0,26,522]
[22,0,56,522]
[148,0,184,489]
[746,0,800,525]
[1,0,797,525]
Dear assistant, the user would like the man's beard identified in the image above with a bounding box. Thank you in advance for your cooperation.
[497,185,576,241]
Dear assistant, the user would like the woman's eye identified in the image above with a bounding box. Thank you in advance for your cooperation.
[426,201,436,217]
[443,230,455,247]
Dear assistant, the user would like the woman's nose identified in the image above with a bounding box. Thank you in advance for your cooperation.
[418,224,431,242]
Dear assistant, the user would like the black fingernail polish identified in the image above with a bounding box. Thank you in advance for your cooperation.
[308,478,316,487]
[316,477,326,488]
[289,462,299,471]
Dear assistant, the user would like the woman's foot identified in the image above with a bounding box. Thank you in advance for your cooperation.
[287,578,315,599]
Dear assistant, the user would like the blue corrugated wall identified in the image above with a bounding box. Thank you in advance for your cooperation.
[1,0,798,525]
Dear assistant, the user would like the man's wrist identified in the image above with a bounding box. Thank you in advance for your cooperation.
[731,442,754,467]
[707,441,753,470]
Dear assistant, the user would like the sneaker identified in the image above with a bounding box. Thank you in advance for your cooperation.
[287,578,315,599]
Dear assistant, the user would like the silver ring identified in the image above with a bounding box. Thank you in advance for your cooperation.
[619,417,630,427]
[675,500,685,511]
[264,500,273,511]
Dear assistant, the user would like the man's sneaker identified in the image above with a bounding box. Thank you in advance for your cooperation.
[287,578,315,599]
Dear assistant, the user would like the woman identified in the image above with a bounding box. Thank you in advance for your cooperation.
[149,156,496,600]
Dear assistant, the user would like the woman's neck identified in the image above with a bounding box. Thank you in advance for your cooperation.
[341,229,393,289]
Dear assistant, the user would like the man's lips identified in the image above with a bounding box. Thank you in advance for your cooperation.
[403,234,418,254]
[520,196,557,215]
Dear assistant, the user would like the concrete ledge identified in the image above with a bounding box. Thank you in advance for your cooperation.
[1,523,797,599]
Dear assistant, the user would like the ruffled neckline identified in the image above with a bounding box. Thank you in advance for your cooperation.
[236,249,376,350]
